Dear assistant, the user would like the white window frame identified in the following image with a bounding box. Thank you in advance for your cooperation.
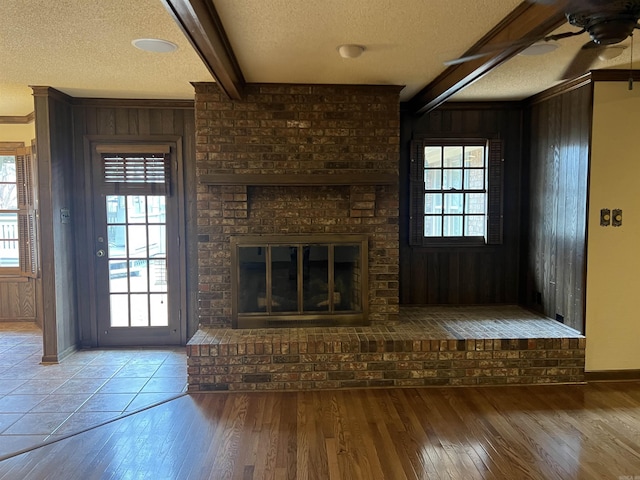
[409,137,503,247]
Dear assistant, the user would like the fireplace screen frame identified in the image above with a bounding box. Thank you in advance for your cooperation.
[231,234,369,328]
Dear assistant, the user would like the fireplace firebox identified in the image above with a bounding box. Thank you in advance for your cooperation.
[231,235,369,328]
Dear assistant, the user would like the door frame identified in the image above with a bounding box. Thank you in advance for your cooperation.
[80,135,187,346]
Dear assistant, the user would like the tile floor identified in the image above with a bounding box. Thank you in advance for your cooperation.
[0,322,186,459]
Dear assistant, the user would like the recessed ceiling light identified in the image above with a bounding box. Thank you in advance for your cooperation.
[519,42,559,56]
[131,38,178,53]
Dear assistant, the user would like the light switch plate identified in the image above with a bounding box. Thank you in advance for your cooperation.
[612,209,622,227]
[60,208,71,224]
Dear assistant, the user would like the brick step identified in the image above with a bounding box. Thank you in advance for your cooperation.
[187,307,585,392]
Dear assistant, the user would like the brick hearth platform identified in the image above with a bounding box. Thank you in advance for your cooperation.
[186,306,585,392]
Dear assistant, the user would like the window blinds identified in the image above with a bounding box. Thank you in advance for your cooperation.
[96,144,171,195]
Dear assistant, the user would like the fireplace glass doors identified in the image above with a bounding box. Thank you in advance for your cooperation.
[231,235,368,328]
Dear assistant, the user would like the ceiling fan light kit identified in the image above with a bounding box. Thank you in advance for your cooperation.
[597,45,626,61]
[555,0,640,80]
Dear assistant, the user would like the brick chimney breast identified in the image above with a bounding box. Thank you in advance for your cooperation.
[195,83,400,328]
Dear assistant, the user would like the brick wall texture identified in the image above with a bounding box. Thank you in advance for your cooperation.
[195,83,401,327]
[187,328,586,391]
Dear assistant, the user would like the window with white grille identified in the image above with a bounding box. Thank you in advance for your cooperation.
[409,138,503,246]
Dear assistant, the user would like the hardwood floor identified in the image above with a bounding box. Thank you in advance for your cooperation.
[1,382,639,479]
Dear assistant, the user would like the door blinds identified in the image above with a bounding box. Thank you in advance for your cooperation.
[95,144,171,195]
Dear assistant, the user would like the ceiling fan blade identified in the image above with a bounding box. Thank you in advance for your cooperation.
[527,0,570,7]
[528,0,607,9]
[528,0,624,13]
[560,41,604,79]
[443,30,585,67]
[443,51,496,66]
[443,36,556,66]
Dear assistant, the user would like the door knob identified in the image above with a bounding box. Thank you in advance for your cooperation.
[96,249,106,257]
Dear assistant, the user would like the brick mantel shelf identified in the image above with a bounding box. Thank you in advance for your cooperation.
[199,173,397,186]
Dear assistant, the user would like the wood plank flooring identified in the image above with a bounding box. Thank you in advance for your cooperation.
[1,382,640,479]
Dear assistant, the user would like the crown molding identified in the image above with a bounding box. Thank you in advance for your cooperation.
[0,111,35,124]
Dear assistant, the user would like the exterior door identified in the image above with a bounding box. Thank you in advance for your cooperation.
[92,143,182,346]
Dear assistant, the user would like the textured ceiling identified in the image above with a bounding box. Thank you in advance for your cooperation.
[0,0,212,116]
[1,0,637,118]
[454,24,639,101]
[213,0,522,100]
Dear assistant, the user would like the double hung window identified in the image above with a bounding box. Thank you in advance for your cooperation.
[410,138,503,246]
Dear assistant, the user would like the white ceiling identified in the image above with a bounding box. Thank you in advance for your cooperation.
[0,0,638,117]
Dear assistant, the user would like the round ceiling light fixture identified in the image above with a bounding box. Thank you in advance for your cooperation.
[132,38,178,53]
[518,41,559,56]
[337,44,365,59]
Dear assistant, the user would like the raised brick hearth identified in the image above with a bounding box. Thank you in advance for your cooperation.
[187,306,585,391]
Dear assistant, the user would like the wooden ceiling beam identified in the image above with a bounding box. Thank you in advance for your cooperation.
[408,2,567,115]
[161,0,245,100]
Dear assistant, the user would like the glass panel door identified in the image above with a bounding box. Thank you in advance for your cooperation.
[91,143,182,346]
[95,190,180,346]
[105,195,168,328]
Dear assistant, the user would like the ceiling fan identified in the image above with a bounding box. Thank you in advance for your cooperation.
[446,0,640,80]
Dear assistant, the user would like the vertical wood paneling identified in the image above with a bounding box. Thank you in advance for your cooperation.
[162,109,175,134]
[525,86,591,332]
[96,108,115,135]
[84,106,98,134]
[400,104,523,305]
[114,109,129,134]
[128,109,140,135]
[149,109,163,134]
[544,97,559,317]
[72,104,95,346]
[0,280,35,320]
[33,88,78,361]
[138,109,151,135]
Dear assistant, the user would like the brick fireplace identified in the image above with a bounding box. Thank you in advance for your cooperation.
[188,84,586,392]
[195,83,401,328]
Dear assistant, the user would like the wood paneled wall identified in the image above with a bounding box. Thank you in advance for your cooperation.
[524,85,591,332]
[0,279,36,321]
[71,100,197,346]
[33,87,78,361]
[400,104,523,305]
